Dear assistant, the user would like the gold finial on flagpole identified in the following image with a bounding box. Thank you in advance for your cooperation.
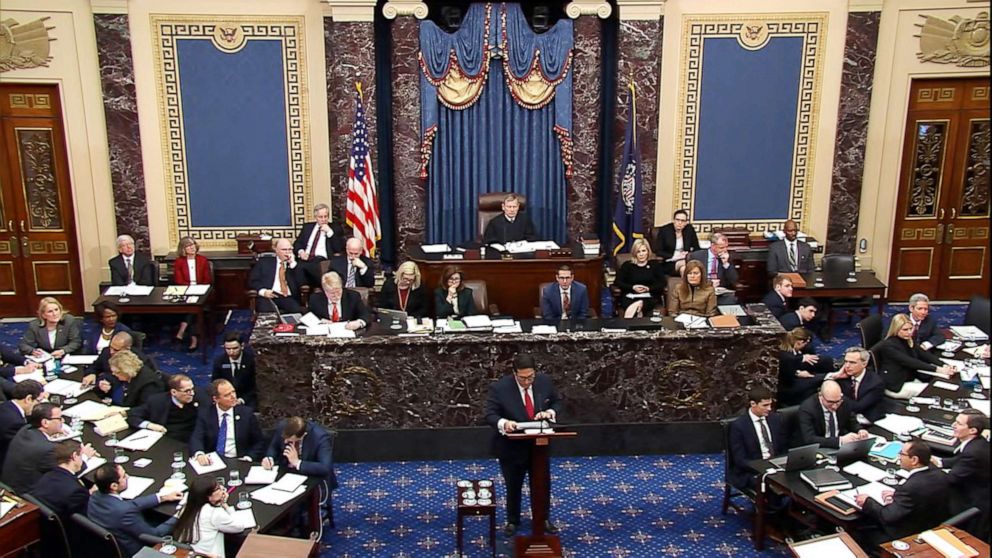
[356,81,363,100]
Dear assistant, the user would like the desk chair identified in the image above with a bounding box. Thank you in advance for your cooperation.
[246,252,275,324]
[964,295,990,335]
[462,279,498,315]
[820,255,873,336]
[72,513,125,558]
[534,282,597,319]
[857,314,883,350]
[721,415,756,516]
[21,494,71,558]
[477,192,528,241]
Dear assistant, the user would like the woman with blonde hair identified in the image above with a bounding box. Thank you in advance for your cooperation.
[776,327,831,405]
[667,260,716,317]
[875,313,956,399]
[615,238,666,318]
[379,261,429,319]
[18,297,83,357]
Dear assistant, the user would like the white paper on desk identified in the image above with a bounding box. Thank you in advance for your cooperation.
[119,476,155,500]
[968,399,990,417]
[488,243,506,252]
[44,379,92,398]
[233,508,257,529]
[251,484,305,506]
[299,312,321,328]
[490,318,515,327]
[875,414,925,435]
[185,284,210,295]
[79,456,107,478]
[116,429,164,452]
[186,296,200,303]
[920,529,977,558]
[62,354,98,366]
[124,284,154,296]
[13,371,46,383]
[792,535,860,558]
[493,324,523,334]
[918,369,952,380]
[244,466,279,485]
[327,323,356,338]
[530,325,558,334]
[933,380,960,392]
[164,285,187,296]
[844,481,889,506]
[964,345,989,358]
[462,315,492,328]
[981,375,991,390]
[103,286,126,296]
[937,340,964,352]
[271,472,307,493]
[842,461,887,482]
[420,243,451,254]
[188,453,227,475]
[304,324,330,336]
[529,241,560,250]
[950,325,989,341]
[940,358,966,369]
[0,501,15,519]
[674,314,710,329]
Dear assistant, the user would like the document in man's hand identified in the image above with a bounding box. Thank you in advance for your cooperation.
[188,452,228,475]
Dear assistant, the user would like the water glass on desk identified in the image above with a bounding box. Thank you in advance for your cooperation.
[113,446,129,464]
[236,491,252,510]
[171,452,185,480]
[228,469,242,487]
[105,432,118,447]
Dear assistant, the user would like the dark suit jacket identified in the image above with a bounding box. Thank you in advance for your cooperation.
[688,249,738,287]
[211,349,258,410]
[762,291,788,318]
[912,315,944,349]
[777,351,827,407]
[838,370,886,422]
[189,404,266,461]
[728,412,788,489]
[109,253,156,286]
[652,223,700,261]
[874,336,943,392]
[378,280,429,320]
[766,239,814,275]
[797,394,859,449]
[943,438,990,528]
[29,466,89,519]
[328,255,375,288]
[88,492,177,558]
[293,221,345,258]
[82,322,131,356]
[778,311,808,332]
[126,389,210,431]
[0,401,26,469]
[484,374,562,465]
[265,419,337,488]
[483,213,538,244]
[434,287,477,319]
[1,426,55,493]
[173,254,212,285]
[861,467,950,540]
[541,281,590,320]
[18,315,83,355]
[88,346,154,379]
[308,289,372,325]
[117,366,165,408]
[248,255,301,300]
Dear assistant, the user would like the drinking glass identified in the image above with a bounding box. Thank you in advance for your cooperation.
[228,470,242,487]
[650,309,662,322]
[105,432,118,447]
[160,535,176,555]
[236,491,252,509]
[113,446,129,464]
[883,468,899,486]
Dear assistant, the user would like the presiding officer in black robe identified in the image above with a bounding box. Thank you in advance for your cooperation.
[482,194,538,245]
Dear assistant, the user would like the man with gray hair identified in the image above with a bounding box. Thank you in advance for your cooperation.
[836,346,886,423]
[293,203,345,287]
[108,234,156,286]
[908,293,942,351]
[689,232,738,304]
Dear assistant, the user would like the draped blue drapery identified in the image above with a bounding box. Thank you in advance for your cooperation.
[419,3,573,245]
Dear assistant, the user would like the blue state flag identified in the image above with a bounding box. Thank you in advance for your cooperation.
[610,85,644,255]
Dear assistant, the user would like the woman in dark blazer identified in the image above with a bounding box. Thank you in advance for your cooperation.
[434,265,477,319]
[173,236,212,352]
[84,301,132,355]
[97,349,164,407]
[777,327,829,406]
[615,238,666,318]
[18,297,83,357]
[379,261,429,320]
[653,209,700,276]
[875,313,956,399]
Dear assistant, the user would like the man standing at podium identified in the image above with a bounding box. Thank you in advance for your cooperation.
[485,354,561,537]
[483,194,538,244]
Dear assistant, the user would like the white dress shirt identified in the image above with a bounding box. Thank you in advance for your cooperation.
[264,259,296,297]
[190,504,252,558]
[186,258,198,284]
[305,226,330,259]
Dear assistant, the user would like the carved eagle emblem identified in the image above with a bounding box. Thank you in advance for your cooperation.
[916,11,990,67]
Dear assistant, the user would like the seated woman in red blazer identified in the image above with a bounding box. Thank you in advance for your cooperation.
[173,236,212,351]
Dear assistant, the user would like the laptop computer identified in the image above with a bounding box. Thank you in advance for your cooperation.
[377,308,408,323]
[835,437,875,468]
[769,443,820,471]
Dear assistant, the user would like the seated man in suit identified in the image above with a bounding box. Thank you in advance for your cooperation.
[485,354,562,537]
[483,193,538,245]
[108,234,156,286]
[0,380,44,470]
[190,379,266,465]
[779,297,818,332]
[689,232,738,304]
[766,220,814,276]
[3,403,95,493]
[294,203,346,288]
[541,265,590,320]
[29,440,91,520]
[728,386,788,491]
[855,440,949,543]
[0,343,37,398]
[262,416,337,485]
[308,271,371,330]
[329,237,375,289]
[933,409,990,541]
[762,274,793,318]
[836,347,886,424]
[797,380,869,449]
[211,333,258,410]
[81,331,156,389]
[88,463,183,557]
[908,293,943,351]
[248,238,304,314]
[127,374,208,443]
[652,209,700,277]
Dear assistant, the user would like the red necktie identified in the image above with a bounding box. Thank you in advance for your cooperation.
[308,230,320,259]
[709,255,718,279]
[562,290,571,315]
[331,303,340,322]
[524,389,535,419]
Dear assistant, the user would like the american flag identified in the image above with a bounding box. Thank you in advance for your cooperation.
[346,84,381,258]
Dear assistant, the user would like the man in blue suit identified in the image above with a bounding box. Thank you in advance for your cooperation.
[540,265,589,320]
[87,463,183,557]
[30,440,90,519]
[728,386,789,490]
[0,380,44,468]
[190,379,266,465]
[262,416,338,524]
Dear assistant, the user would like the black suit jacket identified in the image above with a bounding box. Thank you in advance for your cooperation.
[126,388,210,432]
[434,287,477,319]
[29,466,89,519]
[728,412,788,489]
[189,404,266,461]
[120,367,165,408]
[87,346,154,377]
[293,221,345,258]
[308,290,372,325]
[874,336,942,392]
[0,344,24,380]
[913,315,944,349]
[328,255,375,288]
[861,467,950,540]
[688,249,738,287]
[211,350,258,410]
[762,291,788,318]
[378,281,429,320]
[797,394,859,449]
[264,419,337,488]
[248,256,301,297]
[484,374,561,465]
[943,438,990,527]
[838,370,886,422]
[483,213,538,244]
[766,239,814,275]
[778,311,807,332]
[0,401,26,469]
[1,426,55,493]
[652,223,700,261]
[108,253,156,286]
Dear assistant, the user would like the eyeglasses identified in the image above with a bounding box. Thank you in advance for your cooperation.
[556,275,573,281]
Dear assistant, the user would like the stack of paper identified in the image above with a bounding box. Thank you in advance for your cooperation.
[462,315,493,329]
[116,429,164,451]
[530,325,558,334]
[842,461,887,482]
[79,456,107,477]
[64,401,126,422]
[188,452,227,474]
[103,286,126,296]
[674,314,710,329]
[244,466,279,485]
[968,399,990,417]
[123,284,154,296]
[233,508,257,529]
[62,354,98,366]
[13,371,46,383]
[328,323,357,338]
[164,285,188,296]
[44,379,93,398]
[186,284,210,295]
[420,244,451,254]
[119,476,155,499]
[251,484,305,505]
[841,481,889,505]
[493,323,523,334]
[271,473,307,493]
[950,325,989,341]
[874,414,924,435]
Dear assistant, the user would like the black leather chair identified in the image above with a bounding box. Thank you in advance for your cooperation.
[964,296,990,334]
[720,415,756,516]
[21,494,72,558]
[477,192,528,241]
[857,314,883,350]
[775,404,801,450]
[72,513,124,558]
[820,254,873,337]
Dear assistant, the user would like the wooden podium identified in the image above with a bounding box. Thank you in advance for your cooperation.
[506,429,577,557]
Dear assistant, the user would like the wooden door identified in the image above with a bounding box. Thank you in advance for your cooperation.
[889,78,990,302]
[0,84,84,316]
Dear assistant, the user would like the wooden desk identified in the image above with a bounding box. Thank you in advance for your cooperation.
[237,532,319,558]
[456,480,496,557]
[793,270,888,314]
[880,525,989,558]
[789,532,869,557]
[0,497,40,558]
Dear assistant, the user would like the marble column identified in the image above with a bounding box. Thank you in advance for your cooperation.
[390,17,426,259]
[826,12,880,254]
[569,16,604,241]
[94,14,150,250]
[324,19,378,225]
[614,18,663,234]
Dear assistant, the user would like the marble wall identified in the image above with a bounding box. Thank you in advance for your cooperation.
[94,14,151,252]
[614,18,663,234]
[826,12,880,255]
[568,16,605,241]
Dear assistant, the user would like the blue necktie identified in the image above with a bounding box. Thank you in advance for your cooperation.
[216,413,228,456]
[111,381,124,405]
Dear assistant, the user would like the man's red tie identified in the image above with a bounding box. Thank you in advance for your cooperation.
[331,303,340,322]
[308,232,320,259]
[524,389,535,419]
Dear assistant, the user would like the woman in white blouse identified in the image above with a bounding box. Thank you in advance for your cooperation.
[174,477,252,558]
